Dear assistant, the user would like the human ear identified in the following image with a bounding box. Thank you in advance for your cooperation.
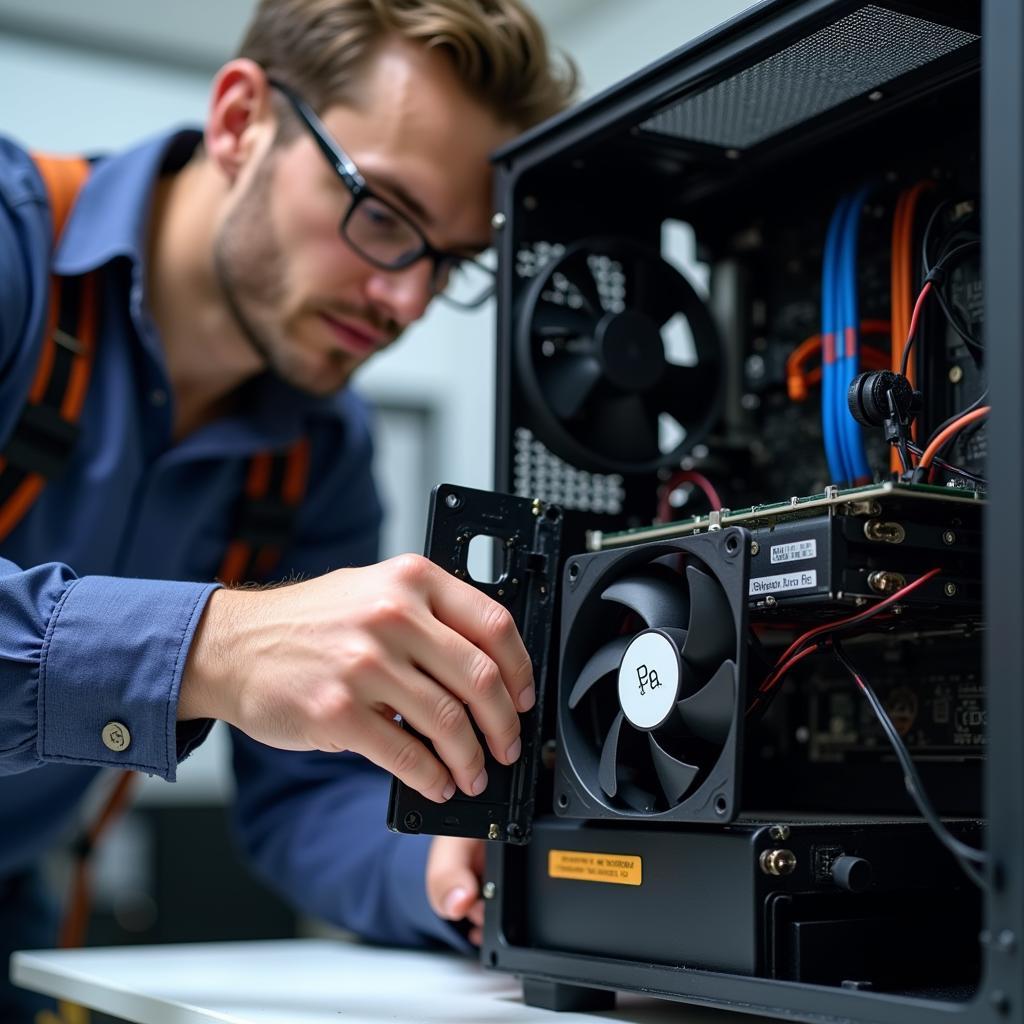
[203,58,274,183]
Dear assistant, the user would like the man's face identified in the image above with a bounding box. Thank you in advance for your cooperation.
[213,39,515,395]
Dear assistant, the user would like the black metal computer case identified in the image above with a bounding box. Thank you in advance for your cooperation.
[403,1,1022,1020]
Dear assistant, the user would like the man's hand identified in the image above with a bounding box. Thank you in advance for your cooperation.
[179,554,535,803]
[427,836,486,946]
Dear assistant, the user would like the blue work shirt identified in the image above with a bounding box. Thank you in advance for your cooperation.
[0,130,456,953]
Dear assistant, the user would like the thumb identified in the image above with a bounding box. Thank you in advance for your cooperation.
[426,836,484,920]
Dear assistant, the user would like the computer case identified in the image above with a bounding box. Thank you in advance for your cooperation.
[393,1,1022,1019]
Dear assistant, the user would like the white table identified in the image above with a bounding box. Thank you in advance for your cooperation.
[11,938,762,1024]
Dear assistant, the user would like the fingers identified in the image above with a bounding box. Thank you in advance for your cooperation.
[426,837,485,925]
[379,665,489,797]
[428,569,536,713]
[346,711,454,804]
[403,616,527,769]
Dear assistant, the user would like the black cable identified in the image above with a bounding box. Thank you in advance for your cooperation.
[904,443,986,486]
[831,639,988,889]
[925,389,989,449]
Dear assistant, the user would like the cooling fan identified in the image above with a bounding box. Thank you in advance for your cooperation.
[556,529,749,823]
[514,235,724,475]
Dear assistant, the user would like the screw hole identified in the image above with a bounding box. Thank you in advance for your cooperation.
[568,562,579,581]
[545,504,561,522]
[489,951,498,967]
[557,792,569,809]
[714,796,728,816]
[725,532,740,554]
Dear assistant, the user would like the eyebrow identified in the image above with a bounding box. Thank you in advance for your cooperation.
[366,170,492,255]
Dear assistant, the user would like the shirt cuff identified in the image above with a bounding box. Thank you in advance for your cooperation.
[38,575,220,780]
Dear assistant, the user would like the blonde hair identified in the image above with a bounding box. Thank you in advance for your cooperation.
[238,0,578,131]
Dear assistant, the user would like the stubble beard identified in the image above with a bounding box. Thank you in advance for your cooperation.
[212,147,353,396]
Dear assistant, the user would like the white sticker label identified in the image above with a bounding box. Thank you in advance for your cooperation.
[618,631,680,730]
[749,569,818,596]
[770,539,817,564]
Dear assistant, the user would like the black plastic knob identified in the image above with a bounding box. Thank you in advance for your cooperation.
[831,855,873,892]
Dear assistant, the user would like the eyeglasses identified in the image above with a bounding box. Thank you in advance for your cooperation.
[268,78,496,310]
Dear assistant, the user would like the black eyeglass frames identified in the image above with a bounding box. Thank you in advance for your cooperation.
[267,77,496,309]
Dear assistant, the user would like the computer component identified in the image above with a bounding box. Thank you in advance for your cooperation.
[391,0,1020,1018]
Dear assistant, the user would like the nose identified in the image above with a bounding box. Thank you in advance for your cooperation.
[364,258,435,327]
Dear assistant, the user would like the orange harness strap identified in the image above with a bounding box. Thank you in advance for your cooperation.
[0,154,97,543]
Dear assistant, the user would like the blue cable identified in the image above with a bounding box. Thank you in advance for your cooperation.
[821,196,850,484]
[837,183,874,483]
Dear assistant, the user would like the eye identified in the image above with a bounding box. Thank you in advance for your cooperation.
[360,198,403,232]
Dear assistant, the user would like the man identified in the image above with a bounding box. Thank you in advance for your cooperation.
[0,0,576,1017]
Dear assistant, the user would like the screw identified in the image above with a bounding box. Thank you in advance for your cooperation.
[725,148,740,160]
[491,212,506,229]
[991,990,1011,1016]
[949,365,964,384]
[482,882,497,900]
[751,541,760,556]
[531,499,542,517]
[445,491,462,510]
[868,89,884,101]
[769,825,790,841]
[760,849,797,876]
[523,195,538,211]
[998,929,1017,953]
[497,588,505,597]
[403,811,422,831]
[944,582,958,597]
[943,530,957,545]
[765,595,777,607]
[487,823,500,840]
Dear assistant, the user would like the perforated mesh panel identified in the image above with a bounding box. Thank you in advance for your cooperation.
[511,243,629,512]
[640,5,978,150]
[513,427,625,514]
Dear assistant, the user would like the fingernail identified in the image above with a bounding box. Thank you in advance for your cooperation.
[518,685,536,712]
[470,769,488,796]
[443,887,469,917]
[442,780,455,801]
[505,738,522,763]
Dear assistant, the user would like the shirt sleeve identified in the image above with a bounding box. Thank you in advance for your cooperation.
[230,734,469,951]
[0,554,218,779]
[228,395,467,949]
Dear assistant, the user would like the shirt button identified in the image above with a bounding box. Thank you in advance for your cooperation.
[149,388,168,407]
[102,722,132,753]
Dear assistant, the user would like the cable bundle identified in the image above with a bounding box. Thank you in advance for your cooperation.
[821,186,874,485]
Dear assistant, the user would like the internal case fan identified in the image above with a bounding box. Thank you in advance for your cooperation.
[556,528,749,823]
[514,236,725,475]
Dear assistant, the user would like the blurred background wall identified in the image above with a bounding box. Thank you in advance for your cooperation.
[0,0,755,944]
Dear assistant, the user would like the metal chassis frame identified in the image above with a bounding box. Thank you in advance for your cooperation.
[487,0,1023,1020]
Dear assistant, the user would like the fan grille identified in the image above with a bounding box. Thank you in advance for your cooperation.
[513,427,625,514]
[639,5,978,151]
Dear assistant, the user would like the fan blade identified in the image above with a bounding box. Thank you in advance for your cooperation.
[533,301,596,339]
[680,565,736,672]
[648,732,700,805]
[558,248,604,317]
[587,394,659,462]
[601,574,688,627]
[623,252,679,327]
[618,781,658,813]
[568,635,631,710]
[675,660,737,746]
[648,362,719,420]
[538,353,603,420]
[598,709,625,799]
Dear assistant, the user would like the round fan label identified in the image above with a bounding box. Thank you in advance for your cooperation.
[618,630,680,730]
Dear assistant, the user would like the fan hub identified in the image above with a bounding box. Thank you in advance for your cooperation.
[617,628,682,731]
[596,310,665,391]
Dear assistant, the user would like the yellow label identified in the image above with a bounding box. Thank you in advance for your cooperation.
[548,849,642,886]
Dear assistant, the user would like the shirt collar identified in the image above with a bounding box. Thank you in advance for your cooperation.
[53,128,202,277]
